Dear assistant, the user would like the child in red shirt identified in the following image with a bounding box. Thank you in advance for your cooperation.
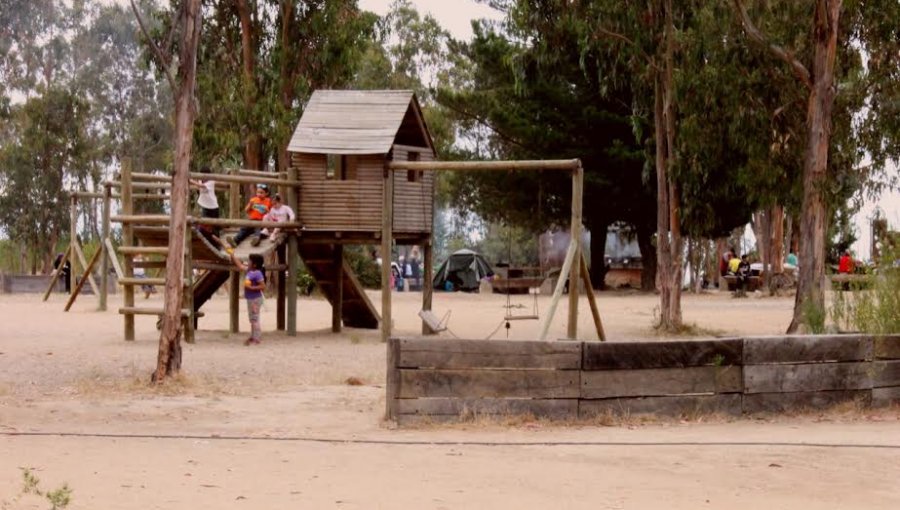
[227,184,272,247]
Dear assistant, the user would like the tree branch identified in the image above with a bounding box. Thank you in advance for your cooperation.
[130,0,177,93]
[440,100,530,153]
[591,24,656,69]
[732,0,813,90]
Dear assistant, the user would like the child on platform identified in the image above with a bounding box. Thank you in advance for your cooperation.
[227,184,271,248]
[260,193,296,243]
[228,251,266,345]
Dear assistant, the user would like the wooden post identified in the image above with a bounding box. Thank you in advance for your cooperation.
[228,168,241,334]
[286,164,299,336]
[567,163,584,340]
[422,237,434,334]
[276,243,286,331]
[99,184,111,311]
[538,241,577,341]
[332,244,344,333]
[580,251,606,341]
[385,337,399,421]
[64,247,101,312]
[381,162,394,343]
[72,239,100,297]
[42,245,70,301]
[182,221,195,344]
[69,195,78,297]
[122,159,135,341]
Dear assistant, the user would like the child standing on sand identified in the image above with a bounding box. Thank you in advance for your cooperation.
[228,251,266,345]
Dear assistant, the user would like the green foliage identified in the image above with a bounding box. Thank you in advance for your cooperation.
[801,298,827,335]
[19,468,73,510]
[830,247,900,334]
[344,245,381,289]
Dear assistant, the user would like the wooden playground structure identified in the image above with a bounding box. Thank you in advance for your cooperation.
[42,89,604,347]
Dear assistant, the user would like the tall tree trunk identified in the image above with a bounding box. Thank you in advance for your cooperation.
[155,0,203,382]
[655,0,683,330]
[771,204,784,273]
[236,0,263,171]
[787,0,841,333]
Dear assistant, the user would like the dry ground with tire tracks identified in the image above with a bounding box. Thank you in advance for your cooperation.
[1,290,898,509]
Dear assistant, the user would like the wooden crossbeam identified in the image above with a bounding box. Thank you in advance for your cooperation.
[42,245,71,302]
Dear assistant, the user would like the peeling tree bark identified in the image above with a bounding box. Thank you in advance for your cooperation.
[155,0,203,382]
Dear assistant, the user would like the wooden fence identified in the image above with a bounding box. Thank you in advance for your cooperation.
[388,335,900,424]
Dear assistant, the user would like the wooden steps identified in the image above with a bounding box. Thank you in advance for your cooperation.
[299,243,380,329]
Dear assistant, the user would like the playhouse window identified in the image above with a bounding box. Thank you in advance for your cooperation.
[406,151,422,182]
[327,155,357,180]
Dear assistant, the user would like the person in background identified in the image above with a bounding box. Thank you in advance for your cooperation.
[786,251,799,267]
[53,252,71,293]
[735,254,752,297]
[133,254,157,299]
[838,250,855,290]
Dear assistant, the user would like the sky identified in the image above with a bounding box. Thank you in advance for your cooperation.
[357,0,503,40]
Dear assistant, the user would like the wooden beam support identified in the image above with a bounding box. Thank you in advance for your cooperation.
[567,164,584,340]
[228,168,241,334]
[42,245,71,302]
[332,244,344,333]
[276,243,286,331]
[580,251,606,341]
[129,171,300,187]
[111,214,302,230]
[64,247,101,312]
[72,239,100,297]
[121,159,135,341]
[99,184,111,311]
[538,241,577,341]
[119,277,167,286]
[286,164,299,336]
[105,238,124,279]
[422,237,435,335]
[387,159,580,172]
[381,162,394,344]
[118,246,169,255]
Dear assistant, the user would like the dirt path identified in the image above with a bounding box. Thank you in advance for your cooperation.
[1,291,898,509]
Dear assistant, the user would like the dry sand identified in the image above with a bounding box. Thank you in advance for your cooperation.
[1,289,898,509]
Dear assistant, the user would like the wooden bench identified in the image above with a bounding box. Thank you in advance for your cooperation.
[723,275,761,292]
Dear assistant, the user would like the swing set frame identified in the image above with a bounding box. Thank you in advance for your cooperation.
[379,158,605,344]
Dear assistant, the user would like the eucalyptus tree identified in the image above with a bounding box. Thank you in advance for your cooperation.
[437,1,655,290]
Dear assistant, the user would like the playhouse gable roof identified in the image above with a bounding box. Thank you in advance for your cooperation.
[287,89,434,155]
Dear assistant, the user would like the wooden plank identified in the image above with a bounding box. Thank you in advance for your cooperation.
[99,185,111,311]
[72,240,100,297]
[386,338,400,421]
[580,394,742,418]
[872,386,900,407]
[119,277,167,286]
[743,362,873,394]
[381,166,393,343]
[422,239,434,335]
[567,164,582,339]
[581,366,742,399]
[583,339,744,370]
[537,241,577,341]
[398,338,582,370]
[121,159,134,341]
[743,335,873,364]
[873,360,900,388]
[742,390,871,414]
[874,336,900,360]
[580,251,605,341]
[332,244,343,333]
[398,369,580,399]
[64,247,102,312]
[388,159,579,172]
[396,398,577,420]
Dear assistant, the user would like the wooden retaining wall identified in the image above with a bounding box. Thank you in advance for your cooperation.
[388,335,900,424]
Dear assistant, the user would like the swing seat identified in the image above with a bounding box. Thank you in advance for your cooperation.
[418,309,450,333]
[503,314,539,321]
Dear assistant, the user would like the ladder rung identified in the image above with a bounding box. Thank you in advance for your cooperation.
[119,277,166,286]
[118,307,203,318]
[504,315,539,321]
[119,246,168,255]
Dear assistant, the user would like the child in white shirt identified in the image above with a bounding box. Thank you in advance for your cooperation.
[261,193,296,243]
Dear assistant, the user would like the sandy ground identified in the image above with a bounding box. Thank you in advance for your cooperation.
[1,289,898,509]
